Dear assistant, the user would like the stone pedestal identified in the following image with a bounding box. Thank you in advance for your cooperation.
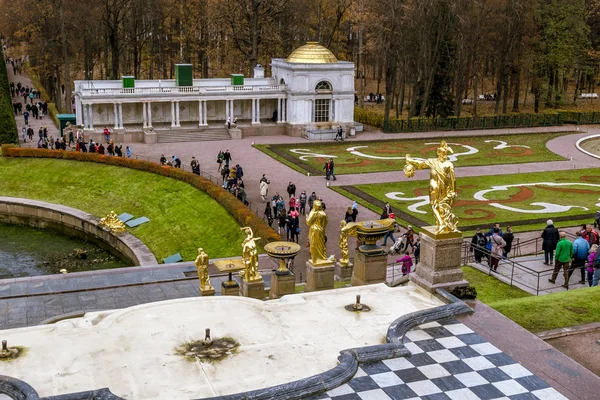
[409,227,468,293]
[335,262,354,281]
[229,128,242,140]
[200,287,215,296]
[221,281,240,296]
[270,272,296,299]
[305,261,335,292]
[240,277,265,299]
[143,130,157,144]
[351,252,388,286]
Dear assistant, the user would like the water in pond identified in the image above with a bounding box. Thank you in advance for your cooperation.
[0,223,131,279]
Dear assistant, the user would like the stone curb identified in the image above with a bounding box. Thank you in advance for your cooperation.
[0,197,157,267]
[0,289,472,400]
[575,134,600,160]
[535,321,600,340]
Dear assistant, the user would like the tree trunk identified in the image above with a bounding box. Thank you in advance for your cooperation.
[512,67,520,112]
[573,69,580,104]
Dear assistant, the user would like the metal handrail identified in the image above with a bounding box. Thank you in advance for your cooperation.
[462,241,580,295]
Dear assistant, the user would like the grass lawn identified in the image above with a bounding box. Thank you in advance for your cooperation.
[256,132,568,175]
[463,266,600,332]
[0,157,245,262]
[490,287,600,333]
[461,266,532,304]
[343,168,600,232]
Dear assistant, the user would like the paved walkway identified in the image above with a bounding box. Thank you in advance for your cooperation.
[5,61,59,143]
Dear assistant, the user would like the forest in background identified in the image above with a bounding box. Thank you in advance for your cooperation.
[1,0,600,121]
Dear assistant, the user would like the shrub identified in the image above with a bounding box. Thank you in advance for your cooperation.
[354,107,384,129]
[384,113,563,133]
[1,145,280,244]
[0,49,18,144]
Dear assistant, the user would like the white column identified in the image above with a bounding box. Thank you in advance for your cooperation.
[171,101,175,127]
[277,98,281,123]
[89,104,94,130]
[198,100,202,127]
[83,104,89,129]
[251,99,256,123]
[75,95,82,125]
[256,98,261,124]
[113,103,118,129]
[147,102,153,128]
[230,99,234,122]
[118,103,123,129]
[142,102,147,128]
[203,100,207,125]
[283,99,287,122]
[225,99,229,121]
[175,101,180,127]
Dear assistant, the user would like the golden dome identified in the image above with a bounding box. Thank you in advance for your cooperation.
[287,42,338,64]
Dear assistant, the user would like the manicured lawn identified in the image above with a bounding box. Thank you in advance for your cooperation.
[461,267,531,304]
[490,286,600,333]
[463,266,600,332]
[256,132,567,175]
[345,168,600,231]
[0,157,245,261]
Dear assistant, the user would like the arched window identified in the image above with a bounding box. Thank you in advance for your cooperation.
[280,78,286,85]
[315,81,332,92]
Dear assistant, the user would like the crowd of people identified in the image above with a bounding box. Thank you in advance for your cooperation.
[470,220,600,288]
[470,223,514,271]
[542,222,600,288]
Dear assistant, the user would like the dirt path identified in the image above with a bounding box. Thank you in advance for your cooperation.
[546,330,600,377]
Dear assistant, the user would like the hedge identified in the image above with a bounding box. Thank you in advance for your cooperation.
[1,145,280,244]
[354,107,384,129]
[383,113,563,133]
[0,49,18,144]
[558,111,600,125]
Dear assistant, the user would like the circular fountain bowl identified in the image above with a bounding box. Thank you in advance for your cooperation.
[354,219,396,255]
[264,241,301,276]
[264,241,302,259]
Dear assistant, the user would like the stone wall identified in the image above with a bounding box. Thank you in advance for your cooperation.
[0,197,157,266]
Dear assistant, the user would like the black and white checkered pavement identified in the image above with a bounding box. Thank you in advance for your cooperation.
[307,318,567,400]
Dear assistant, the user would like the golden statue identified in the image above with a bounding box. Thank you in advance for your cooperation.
[306,200,332,265]
[339,220,350,266]
[98,211,126,233]
[240,227,262,282]
[404,141,459,234]
[195,248,213,291]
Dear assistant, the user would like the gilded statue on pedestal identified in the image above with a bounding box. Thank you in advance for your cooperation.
[339,220,350,266]
[404,141,459,234]
[195,248,213,291]
[306,200,332,265]
[98,211,126,233]
[240,227,262,282]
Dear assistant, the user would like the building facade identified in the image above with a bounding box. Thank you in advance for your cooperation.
[72,43,355,142]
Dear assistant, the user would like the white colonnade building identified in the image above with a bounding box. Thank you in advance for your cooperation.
[72,43,355,143]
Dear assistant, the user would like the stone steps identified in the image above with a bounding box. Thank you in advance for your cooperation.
[157,128,231,143]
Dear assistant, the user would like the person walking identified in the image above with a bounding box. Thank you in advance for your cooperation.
[541,220,559,265]
[503,226,514,259]
[549,232,573,288]
[286,181,296,199]
[489,228,506,272]
[126,146,132,158]
[586,245,598,287]
[470,228,488,264]
[569,231,590,284]
[591,245,600,287]
[260,178,269,202]
[299,190,307,215]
